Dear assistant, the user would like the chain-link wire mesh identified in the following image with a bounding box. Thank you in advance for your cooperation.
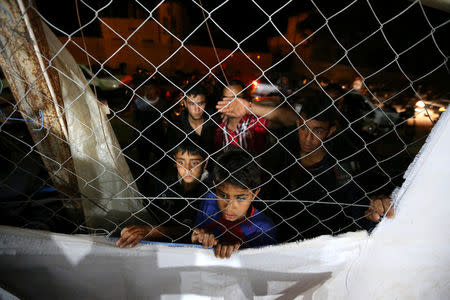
[1,0,449,247]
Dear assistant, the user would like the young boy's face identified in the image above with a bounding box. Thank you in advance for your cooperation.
[296,113,336,154]
[174,151,206,184]
[215,183,260,222]
[183,94,206,121]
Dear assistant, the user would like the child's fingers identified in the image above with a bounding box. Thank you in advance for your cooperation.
[214,244,222,258]
[123,232,144,248]
[129,237,142,248]
[117,225,135,244]
[207,234,216,248]
[216,244,225,259]
[119,225,133,237]
[117,233,136,248]
[116,226,133,247]
[201,233,209,247]
[191,228,200,242]
[365,207,380,222]
[225,245,234,259]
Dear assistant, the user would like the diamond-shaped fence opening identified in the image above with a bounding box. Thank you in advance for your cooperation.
[0,0,449,248]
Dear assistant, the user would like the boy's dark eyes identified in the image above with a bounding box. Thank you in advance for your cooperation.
[216,192,226,198]
[217,192,250,201]
[188,101,206,106]
[313,129,324,134]
[299,126,325,135]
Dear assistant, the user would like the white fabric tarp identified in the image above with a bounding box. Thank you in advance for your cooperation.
[42,23,153,229]
[1,110,449,299]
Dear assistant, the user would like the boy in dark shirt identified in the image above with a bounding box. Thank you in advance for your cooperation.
[192,150,277,259]
[117,138,210,248]
[166,83,216,154]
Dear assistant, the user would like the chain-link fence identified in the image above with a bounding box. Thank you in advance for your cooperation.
[1,0,449,248]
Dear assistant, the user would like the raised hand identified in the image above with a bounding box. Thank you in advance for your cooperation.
[216,96,250,119]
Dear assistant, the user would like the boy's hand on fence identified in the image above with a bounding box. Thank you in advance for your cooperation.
[216,97,250,119]
[365,195,395,222]
[191,228,218,248]
[214,242,240,259]
[116,225,153,248]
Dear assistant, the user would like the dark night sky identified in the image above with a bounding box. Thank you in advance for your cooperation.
[35,0,449,87]
[35,0,449,56]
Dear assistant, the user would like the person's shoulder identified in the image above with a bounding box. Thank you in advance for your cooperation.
[204,191,216,199]
[198,192,217,209]
[249,208,275,229]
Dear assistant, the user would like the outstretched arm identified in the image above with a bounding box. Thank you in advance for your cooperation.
[116,225,190,248]
[216,97,298,128]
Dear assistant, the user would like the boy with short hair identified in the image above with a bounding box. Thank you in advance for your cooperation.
[192,150,277,259]
[116,137,210,248]
[166,83,216,154]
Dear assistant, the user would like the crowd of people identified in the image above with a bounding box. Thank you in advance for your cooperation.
[117,76,395,259]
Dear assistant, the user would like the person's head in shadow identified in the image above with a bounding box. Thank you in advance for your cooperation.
[296,90,338,166]
[171,136,210,191]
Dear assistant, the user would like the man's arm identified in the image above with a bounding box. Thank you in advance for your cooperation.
[216,97,298,128]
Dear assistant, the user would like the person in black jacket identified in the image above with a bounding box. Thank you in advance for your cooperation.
[116,137,211,248]
[166,83,217,155]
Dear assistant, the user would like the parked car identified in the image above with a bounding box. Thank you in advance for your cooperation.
[78,64,124,92]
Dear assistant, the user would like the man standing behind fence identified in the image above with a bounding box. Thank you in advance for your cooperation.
[166,83,216,154]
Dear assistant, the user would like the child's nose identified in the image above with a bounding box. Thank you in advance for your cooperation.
[223,199,234,206]
[305,131,314,141]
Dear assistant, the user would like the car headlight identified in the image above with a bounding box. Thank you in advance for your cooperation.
[415,100,425,108]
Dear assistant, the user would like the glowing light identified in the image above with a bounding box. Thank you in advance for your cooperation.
[439,107,446,112]
[252,80,258,88]
[254,96,261,102]
[257,55,261,59]
[416,101,425,108]
[352,77,363,91]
